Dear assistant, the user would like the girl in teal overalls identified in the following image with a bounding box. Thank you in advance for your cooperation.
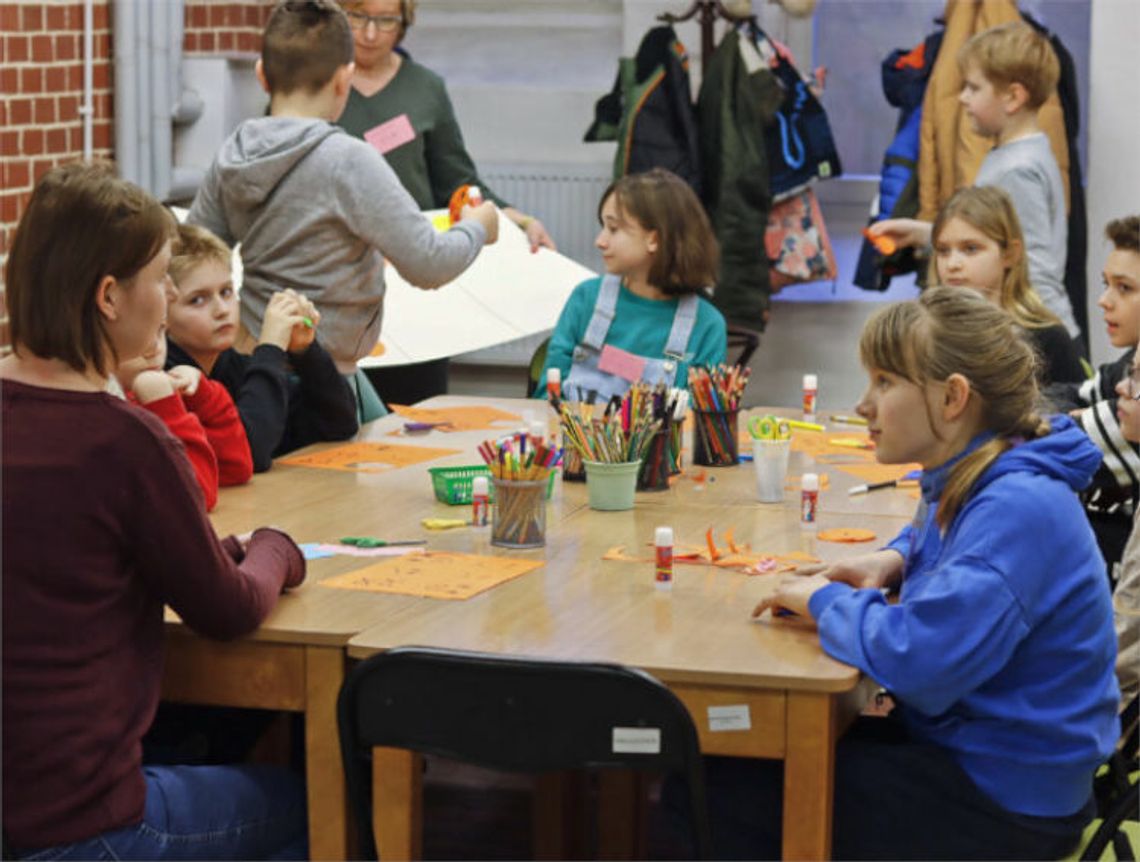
[535,168,727,402]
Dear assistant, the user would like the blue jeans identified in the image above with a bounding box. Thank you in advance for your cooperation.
[20,764,307,860]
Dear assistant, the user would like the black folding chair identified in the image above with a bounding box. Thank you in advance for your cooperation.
[725,324,761,369]
[337,647,713,860]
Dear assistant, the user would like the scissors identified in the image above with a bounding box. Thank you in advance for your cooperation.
[749,414,792,441]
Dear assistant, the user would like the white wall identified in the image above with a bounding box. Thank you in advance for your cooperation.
[1085,0,1140,366]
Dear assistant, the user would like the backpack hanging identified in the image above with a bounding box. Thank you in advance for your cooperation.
[744,23,841,201]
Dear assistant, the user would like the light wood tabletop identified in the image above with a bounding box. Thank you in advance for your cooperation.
[158,395,919,860]
[340,397,918,860]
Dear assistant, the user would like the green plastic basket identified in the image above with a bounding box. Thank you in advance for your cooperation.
[429,465,555,505]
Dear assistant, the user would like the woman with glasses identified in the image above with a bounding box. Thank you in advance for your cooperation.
[335,0,554,254]
[1047,216,1140,580]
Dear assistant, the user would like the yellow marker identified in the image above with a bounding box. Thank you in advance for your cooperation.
[785,419,824,432]
[829,414,868,426]
[829,437,874,450]
[421,517,468,530]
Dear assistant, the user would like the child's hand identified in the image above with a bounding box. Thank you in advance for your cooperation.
[131,369,177,404]
[282,289,319,354]
[869,218,932,250]
[259,291,308,352]
[461,201,499,245]
[751,573,831,622]
[167,365,202,396]
[792,550,904,591]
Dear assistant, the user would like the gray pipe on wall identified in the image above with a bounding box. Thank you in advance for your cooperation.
[113,0,199,201]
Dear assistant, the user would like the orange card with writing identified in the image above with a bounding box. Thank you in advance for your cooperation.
[320,552,544,599]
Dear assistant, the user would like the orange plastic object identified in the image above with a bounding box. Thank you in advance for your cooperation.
[705,527,721,562]
[817,527,877,543]
[862,227,898,256]
[448,184,483,225]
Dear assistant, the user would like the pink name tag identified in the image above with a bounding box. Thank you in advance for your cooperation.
[364,113,416,155]
[598,345,647,383]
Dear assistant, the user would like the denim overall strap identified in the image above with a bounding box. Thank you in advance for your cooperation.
[660,295,699,386]
[579,274,622,352]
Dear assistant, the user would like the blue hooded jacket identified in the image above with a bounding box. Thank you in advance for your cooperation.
[809,416,1120,818]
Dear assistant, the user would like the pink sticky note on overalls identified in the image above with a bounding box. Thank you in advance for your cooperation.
[364,113,416,155]
[597,345,647,383]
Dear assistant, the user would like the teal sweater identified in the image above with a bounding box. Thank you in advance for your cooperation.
[534,277,727,399]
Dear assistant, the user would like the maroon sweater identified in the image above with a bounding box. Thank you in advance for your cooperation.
[1,380,305,850]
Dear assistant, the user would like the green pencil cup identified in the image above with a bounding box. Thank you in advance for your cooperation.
[584,460,641,511]
[692,408,740,467]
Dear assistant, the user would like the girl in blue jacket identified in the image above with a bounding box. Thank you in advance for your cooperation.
[726,287,1120,859]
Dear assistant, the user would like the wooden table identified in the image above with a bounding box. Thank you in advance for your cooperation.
[160,396,584,860]
[341,399,917,860]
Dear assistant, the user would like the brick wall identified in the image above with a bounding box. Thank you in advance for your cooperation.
[184,1,272,55]
[1,0,271,351]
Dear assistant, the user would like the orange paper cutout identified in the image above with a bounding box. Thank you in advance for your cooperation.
[818,528,877,543]
[840,462,922,485]
[320,551,544,599]
[370,341,387,357]
[388,404,523,434]
[602,543,818,575]
[278,441,461,473]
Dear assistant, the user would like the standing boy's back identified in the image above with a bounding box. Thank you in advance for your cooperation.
[188,0,497,374]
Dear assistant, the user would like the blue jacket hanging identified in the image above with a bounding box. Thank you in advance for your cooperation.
[854,30,943,292]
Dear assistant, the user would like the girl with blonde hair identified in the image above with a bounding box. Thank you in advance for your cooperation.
[931,184,1084,383]
[691,288,1118,859]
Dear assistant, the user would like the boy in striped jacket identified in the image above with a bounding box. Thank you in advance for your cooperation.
[1048,216,1140,578]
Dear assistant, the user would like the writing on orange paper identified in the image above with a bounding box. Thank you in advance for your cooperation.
[278,441,460,473]
[320,552,544,599]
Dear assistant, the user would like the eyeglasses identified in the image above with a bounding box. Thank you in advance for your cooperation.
[345,10,403,32]
[1127,366,1140,401]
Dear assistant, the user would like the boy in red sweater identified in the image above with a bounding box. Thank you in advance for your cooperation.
[116,324,253,511]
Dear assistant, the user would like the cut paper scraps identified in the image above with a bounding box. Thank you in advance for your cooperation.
[320,551,544,600]
[779,426,920,486]
[603,528,818,576]
[388,404,522,434]
[817,528,877,543]
[278,441,460,473]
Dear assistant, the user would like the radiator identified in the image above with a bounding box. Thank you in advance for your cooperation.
[456,162,612,366]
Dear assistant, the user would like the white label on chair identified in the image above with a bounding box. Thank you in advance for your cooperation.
[612,727,661,754]
[708,705,752,732]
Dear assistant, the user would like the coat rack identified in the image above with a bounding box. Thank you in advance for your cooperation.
[657,1,757,75]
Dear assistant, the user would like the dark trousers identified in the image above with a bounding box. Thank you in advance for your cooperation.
[666,715,1089,860]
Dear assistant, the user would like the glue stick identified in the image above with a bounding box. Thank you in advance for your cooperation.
[655,526,674,590]
[546,367,561,400]
[802,374,818,422]
[472,475,490,527]
[801,473,820,525]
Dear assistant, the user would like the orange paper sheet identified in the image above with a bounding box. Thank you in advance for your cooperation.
[817,528,877,543]
[839,462,922,484]
[388,404,523,434]
[320,552,544,599]
[603,541,818,575]
[278,441,460,473]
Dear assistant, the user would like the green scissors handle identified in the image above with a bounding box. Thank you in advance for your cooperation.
[749,415,790,441]
[339,536,427,548]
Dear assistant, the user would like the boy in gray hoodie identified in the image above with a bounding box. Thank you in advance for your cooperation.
[187,0,498,375]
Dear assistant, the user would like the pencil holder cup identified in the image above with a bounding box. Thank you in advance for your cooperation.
[491,478,547,549]
[562,446,585,482]
[752,437,791,503]
[584,460,641,511]
[637,429,671,492]
[692,409,740,467]
[668,417,684,475]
